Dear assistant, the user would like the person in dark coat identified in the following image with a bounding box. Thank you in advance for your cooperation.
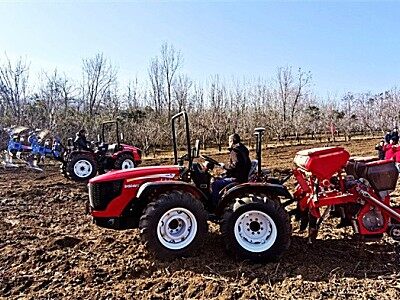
[211,133,251,206]
[375,140,385,160]
[384,130,392,144]
[391,127,399,144]
[74,129,91,151]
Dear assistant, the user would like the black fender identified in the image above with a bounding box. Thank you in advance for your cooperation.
[120,181,209,228]
[68,150,95,158]
[114,149,134,157]
[215,182,293,215]
[136,180,208,205]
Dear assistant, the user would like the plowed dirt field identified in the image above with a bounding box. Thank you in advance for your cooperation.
[1,139,399,299]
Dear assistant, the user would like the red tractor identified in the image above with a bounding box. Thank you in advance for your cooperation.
[87,112,400,262]
[88,112,293,262]
[61,121,142,182]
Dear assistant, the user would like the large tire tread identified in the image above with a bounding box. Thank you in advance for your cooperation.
[66,153,97,182]
[221,195,291,262]
[114,153,135,170]
[139,191,208,260]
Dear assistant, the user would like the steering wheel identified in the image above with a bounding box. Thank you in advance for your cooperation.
[200,154,221,166]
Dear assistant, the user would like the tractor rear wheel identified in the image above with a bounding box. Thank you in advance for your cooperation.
[114,153,136,170]
[139,191,208,259]
[221,195,291,262]
[66,153,97,182]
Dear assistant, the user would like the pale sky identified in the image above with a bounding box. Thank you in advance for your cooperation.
[1,1,400,96]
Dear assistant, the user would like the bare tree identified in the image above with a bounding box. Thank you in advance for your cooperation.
[81,53,117,118]
[341,92,356,141]
[208,76,230,151]
[174,74,192,112]
[273,66,311,140]
[35,69,63,130]
[125,77,145,109]
[148,56,164,114]
[0,55,29,124]
[161,43,183,118]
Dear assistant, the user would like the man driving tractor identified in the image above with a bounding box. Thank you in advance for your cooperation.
[74,129,91,151]
[211,133,252,206]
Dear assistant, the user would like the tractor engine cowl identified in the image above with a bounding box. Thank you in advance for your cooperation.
[88,165,183,218]
[89,180,124,211]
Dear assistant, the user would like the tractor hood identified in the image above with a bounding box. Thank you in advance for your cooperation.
[89,165,182,183]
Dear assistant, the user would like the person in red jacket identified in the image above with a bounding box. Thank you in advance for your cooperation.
[383,140,395,160]
[392,144,400,162]
[383,139,400,160]
[392,145,400,172]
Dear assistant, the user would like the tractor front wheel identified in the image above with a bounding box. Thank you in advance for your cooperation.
[114,153,136,170]
[221,196,291,262]
[139,191,208,259]
[66,153,97,182]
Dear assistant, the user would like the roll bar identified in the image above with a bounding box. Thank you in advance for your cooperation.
[101,121,120,146]
[254,127,265,175]
[171,111,192,169]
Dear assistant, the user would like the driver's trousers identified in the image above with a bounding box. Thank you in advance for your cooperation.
[211,177,236,207]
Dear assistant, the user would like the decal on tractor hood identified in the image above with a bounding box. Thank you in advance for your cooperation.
[124,184,140,189]
[126,173,176,182]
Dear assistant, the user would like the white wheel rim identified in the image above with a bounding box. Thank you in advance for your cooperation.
[121,159,135,169]
[234,210,277,253]
[157,207,198,250]
[73,160,93,178]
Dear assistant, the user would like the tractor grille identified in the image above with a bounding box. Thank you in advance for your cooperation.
[89,180,123,211]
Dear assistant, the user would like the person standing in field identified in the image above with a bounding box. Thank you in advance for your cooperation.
[384,130,392,144]
[383,139,396,160]
[391,127,399,144]
[375,140,385,160]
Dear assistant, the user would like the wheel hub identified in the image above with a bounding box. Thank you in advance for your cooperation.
[157,207,197,250]
[73,160,93,178]
[121,159,135,169]
[249,221,261,232]
[234,210,277,252]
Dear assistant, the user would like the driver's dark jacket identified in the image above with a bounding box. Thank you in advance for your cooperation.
[74,134,90,151]
[224,143,251,183]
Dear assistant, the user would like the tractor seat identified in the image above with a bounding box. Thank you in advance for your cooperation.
[345,157,378,179]
[345,160,367,179]
[107,143,118,153]
[97,143,109,152]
